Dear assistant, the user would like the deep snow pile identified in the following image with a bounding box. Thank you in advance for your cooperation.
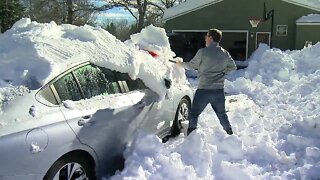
[109,43,320,180]
[1,18,320,179]
[0,19,187,114]
[0,19,184,95]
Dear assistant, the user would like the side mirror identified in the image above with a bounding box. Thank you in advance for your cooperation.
[164,79,172,89]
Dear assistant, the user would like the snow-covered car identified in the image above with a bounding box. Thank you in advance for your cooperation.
[0,19,193,179]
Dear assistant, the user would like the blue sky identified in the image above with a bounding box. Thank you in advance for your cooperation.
[91,1,136,25]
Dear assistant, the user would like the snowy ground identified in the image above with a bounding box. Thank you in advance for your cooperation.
[109,44,320,180]
[1,19,319,180]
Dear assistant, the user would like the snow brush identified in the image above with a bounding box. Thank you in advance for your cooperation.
[169,60,177,63]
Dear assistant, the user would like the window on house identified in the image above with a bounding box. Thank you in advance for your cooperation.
[276,25,288,36]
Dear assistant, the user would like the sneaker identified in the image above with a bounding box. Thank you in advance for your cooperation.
[225,128,233,135]
[187,127,196,136]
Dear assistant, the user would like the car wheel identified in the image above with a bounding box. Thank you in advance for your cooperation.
[162,98,190,143]
[44,155,95,180]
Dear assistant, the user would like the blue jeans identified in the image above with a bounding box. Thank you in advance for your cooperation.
[189,89,231,130]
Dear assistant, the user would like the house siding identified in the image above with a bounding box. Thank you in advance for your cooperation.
[296,25,320,49]
[165,0,319,57]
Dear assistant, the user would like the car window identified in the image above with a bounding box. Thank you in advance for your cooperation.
[99,67,122,93]
[73,64,121,99]
[114,72,147,91]
[39,86,58,105]
[53,73,82,102]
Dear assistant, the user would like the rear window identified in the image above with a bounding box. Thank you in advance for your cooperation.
[53,73,82,102]
[114,72,147,91]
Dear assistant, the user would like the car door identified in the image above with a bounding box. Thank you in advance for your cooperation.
[52,64,141,172]
[113,72,175,137]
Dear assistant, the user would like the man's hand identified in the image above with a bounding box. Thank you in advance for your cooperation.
[176,61,184,67]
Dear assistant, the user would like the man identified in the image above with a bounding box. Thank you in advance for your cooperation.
[177,29,237,135]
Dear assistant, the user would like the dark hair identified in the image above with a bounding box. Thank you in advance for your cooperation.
[208,29,222,43]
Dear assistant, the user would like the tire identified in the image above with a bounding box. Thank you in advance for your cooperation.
[44,154,95,180]
[171,98,191,137]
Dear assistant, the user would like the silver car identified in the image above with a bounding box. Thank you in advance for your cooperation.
[0,61,193,179]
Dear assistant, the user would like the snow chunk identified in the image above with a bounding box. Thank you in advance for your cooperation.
[129,25,172,57]
[0,85,30,114]
[221,161,256,180]
[217,136,244,159]
[63,24,97,42]
[306,147,320,158]
[11,18,31,29]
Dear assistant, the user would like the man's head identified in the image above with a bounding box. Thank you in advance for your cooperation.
[205,29,222,46]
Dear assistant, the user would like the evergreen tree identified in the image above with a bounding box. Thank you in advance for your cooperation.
[107,0,187,32]
[106,22,117,35]
[0,0,25,33]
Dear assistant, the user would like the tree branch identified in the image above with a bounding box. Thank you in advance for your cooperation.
[112,2,138,21]
[147,2,165,13]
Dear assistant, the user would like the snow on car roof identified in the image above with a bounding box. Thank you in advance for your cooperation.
[0,18,184,99]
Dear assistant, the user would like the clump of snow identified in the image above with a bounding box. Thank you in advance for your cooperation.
[0,84,30,115]
[127,25,176,63]
[124,25,188,98]
[297,14,320,23]
[11,18,31,29]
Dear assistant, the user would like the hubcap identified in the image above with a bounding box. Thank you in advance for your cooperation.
[53,162,88,180]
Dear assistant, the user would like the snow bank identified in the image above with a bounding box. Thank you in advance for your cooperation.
[111,43,320,179]
[2,18,320,179]
[233,43,320,86]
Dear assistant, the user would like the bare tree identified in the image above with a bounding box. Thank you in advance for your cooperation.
[107,0,186,32]
[107,0,146,32]
[150,0,187,11]
[101,19,134,41]
[22,0,112,25]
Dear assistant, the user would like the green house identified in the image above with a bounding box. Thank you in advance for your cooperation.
[163,0,320,62]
